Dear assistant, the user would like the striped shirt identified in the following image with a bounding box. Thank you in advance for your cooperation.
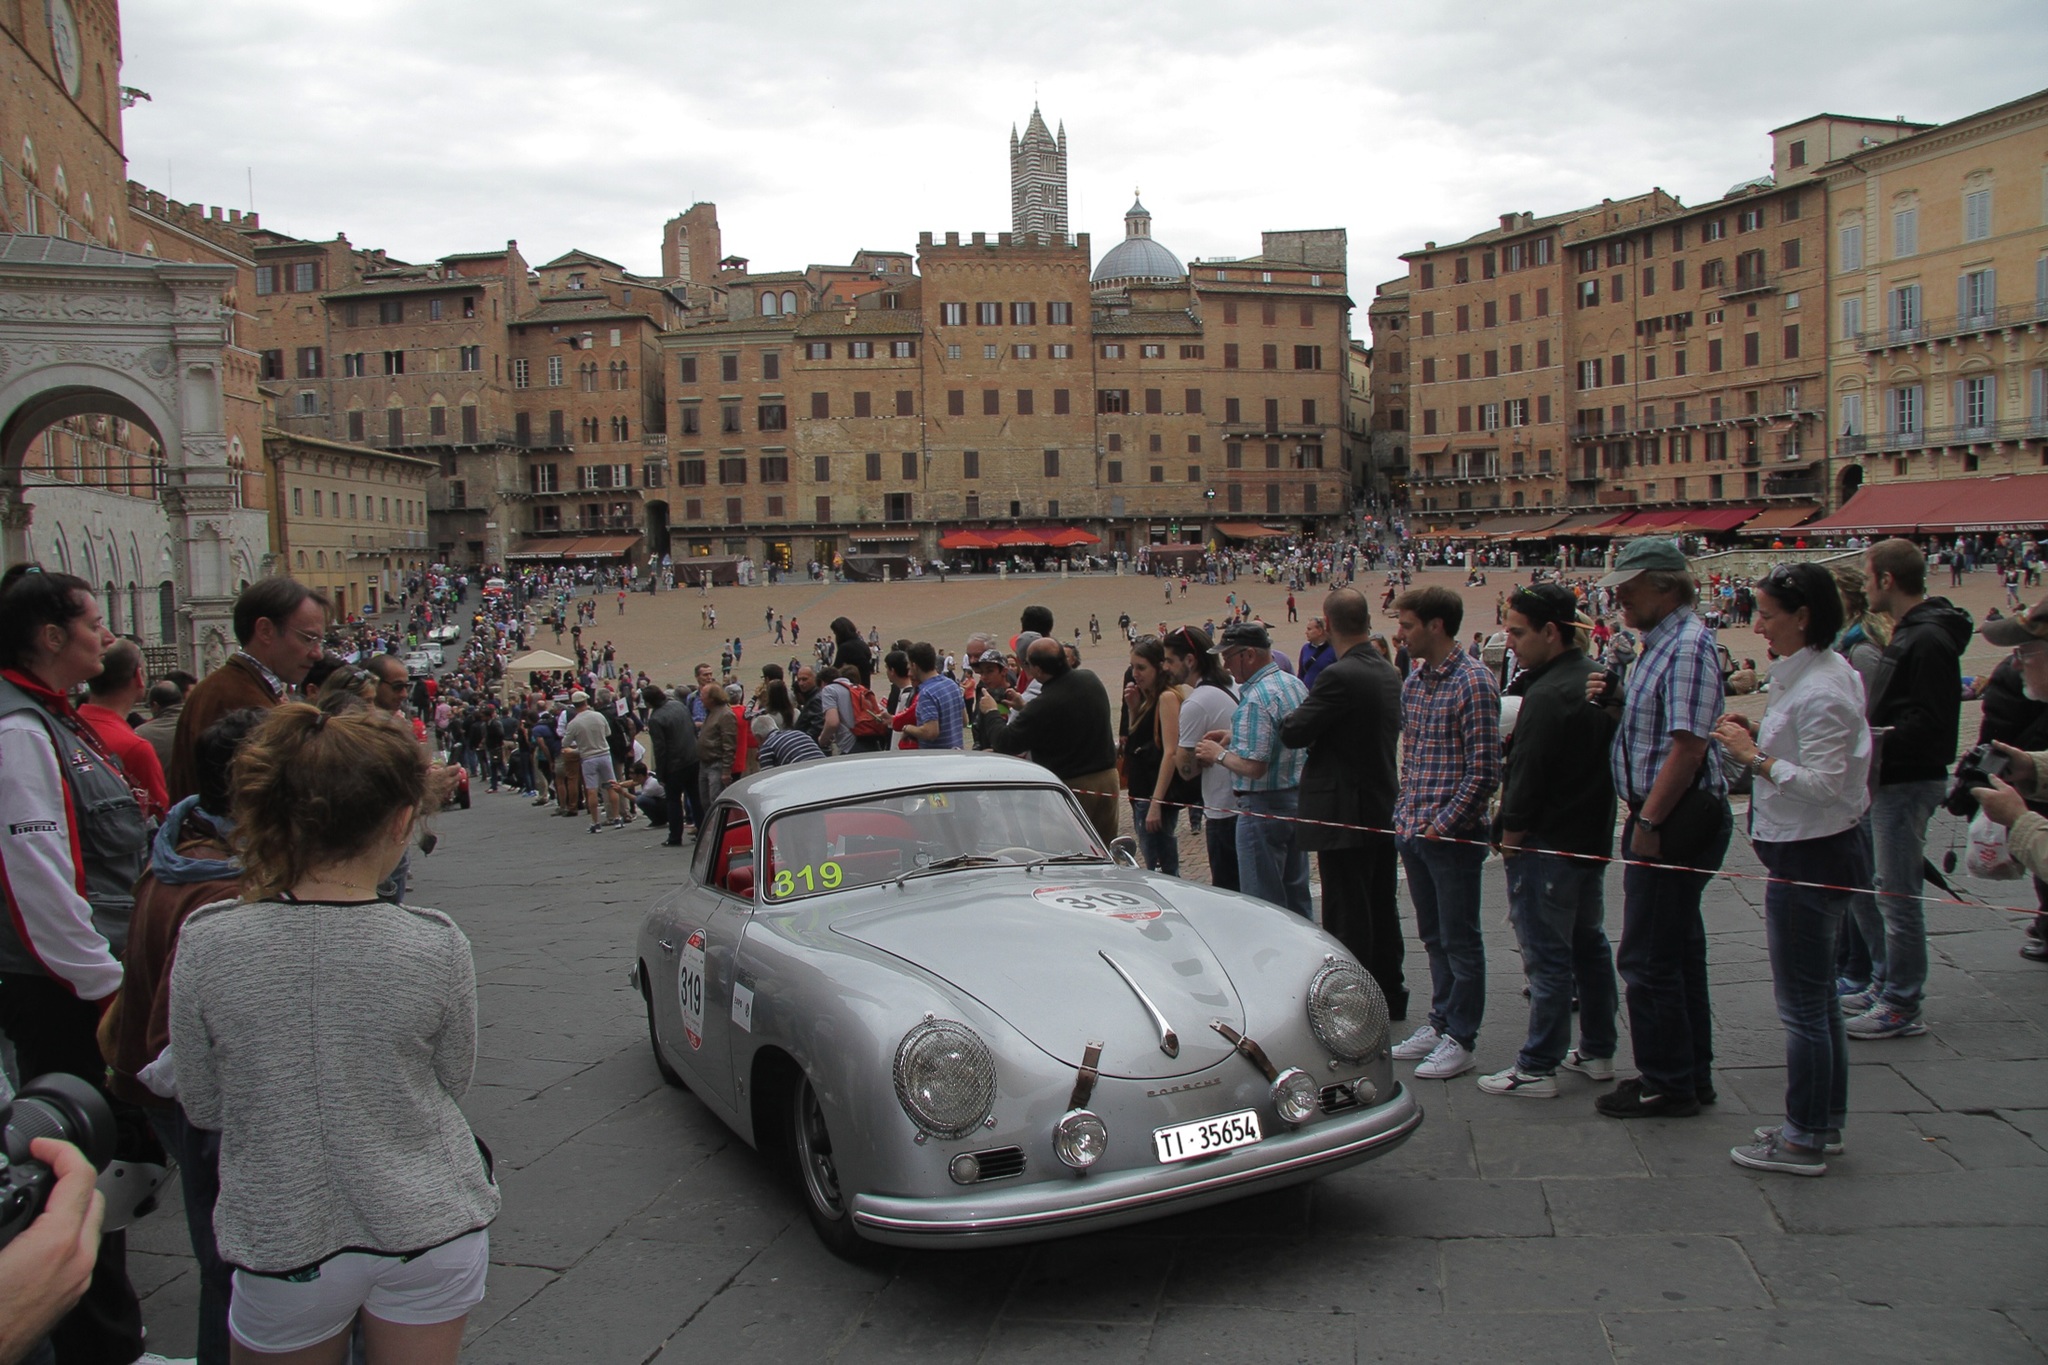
[757,726,825,769]
[1610,606,1726,804]
[1393,645,1501,839]
[1227,662,1308,793]
[913,674,966,751]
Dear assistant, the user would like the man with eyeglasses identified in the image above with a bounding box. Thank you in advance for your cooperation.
[168,577,331,801]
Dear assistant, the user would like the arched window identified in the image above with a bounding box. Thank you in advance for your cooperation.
[296,551,307,569]
[760,290,778,316]
[53,165,66,204]
[781,290,796,316]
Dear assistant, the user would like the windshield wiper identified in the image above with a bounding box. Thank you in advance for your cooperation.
[896,853,1000,889]
[1021,852,1106,872]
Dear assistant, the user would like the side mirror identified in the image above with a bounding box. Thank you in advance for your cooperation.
[1110,835,1140,868]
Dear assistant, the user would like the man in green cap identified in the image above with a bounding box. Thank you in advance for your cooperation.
[1588,538,1731,1120]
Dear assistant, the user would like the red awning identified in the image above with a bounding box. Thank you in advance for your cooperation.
[1680,506,1765,534]
[1214,521,1288,540]
[1807,475,2048,535]
[1044,527,1101,547]
[1739,503,1822,535]
[992,528,1048,547]
[939,530,999,550]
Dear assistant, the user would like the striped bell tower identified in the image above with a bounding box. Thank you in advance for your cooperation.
[1009,105,1068,243]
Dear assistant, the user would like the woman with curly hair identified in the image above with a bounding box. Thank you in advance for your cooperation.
[170,704,498,1363]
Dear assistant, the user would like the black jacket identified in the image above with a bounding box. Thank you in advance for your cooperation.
[1278,643,1401,852]
[644,698,699,778]
[1498,649,1618,858]
[976,668,1116,780]
[1865,597,1972,785]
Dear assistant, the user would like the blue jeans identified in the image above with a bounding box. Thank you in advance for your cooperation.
[1837,811,1879,988]
[1869,779,1943,1012]
[1236,790,1311,916]
[1131,798,1181,876]
[1617,805,1731,1102]
[147,1106,229,1365]
[1396,835,1488,1051]
[1504,848,1617,1074]
[1205,815,1240,892]
[1757,828,1861,1148]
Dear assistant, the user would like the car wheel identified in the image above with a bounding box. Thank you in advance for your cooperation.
[641,967,686,1090]
[787,1072,874,1260]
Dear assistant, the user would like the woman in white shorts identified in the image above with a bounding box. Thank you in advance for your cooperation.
[171,704,500,1363]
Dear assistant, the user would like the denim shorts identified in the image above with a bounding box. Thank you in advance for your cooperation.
[227,1229,490,1353]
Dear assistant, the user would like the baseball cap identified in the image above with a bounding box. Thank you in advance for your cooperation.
[570,690,590,704]
[971,649,1008,668]
[1596,537,1690,588]
[1982,597,2048,647]
[1508,583,1588,630]
[1219,621,1272,651]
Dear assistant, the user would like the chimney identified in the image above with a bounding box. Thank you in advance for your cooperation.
[1499,213,1516,232]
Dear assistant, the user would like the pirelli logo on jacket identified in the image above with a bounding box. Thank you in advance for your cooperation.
[8,819,59,836]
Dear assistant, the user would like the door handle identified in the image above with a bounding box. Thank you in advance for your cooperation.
[658,939,677,954]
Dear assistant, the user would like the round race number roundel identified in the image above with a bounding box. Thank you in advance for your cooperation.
[1030,885,1163,922]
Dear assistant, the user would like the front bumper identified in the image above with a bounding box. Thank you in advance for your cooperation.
[850,1083,1422,1247]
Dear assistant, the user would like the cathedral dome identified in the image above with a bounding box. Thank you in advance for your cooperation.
[1092,197,1185,285]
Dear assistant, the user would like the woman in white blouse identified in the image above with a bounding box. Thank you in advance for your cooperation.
[1713,563,1872,1177]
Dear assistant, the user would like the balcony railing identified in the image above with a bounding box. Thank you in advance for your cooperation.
[1571,409,1823,443]
[1838,417,2048,455]
[1720,270,1775,299]
[1855,298,2048,351]
[1763,470,1822,498]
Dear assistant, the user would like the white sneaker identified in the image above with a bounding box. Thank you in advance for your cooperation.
[1559,1049,1615,1082]
[1414,1036,1476,1080]
[1389,1024,1441,1061]
[1476,1066,1558,1098]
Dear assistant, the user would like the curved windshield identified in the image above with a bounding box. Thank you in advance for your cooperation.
[761,785,1103,902]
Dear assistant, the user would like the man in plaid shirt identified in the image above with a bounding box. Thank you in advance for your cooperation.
[1387,587,1501,1082]
[1592,538,1732,1120]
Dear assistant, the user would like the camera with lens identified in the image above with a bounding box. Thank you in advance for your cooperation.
[1946,742,2012,818]
[0,1073,115,1249]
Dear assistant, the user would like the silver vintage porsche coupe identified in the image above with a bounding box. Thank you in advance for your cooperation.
[631,751,1421,1254]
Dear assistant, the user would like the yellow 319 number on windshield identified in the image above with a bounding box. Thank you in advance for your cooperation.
[771,861,843,898]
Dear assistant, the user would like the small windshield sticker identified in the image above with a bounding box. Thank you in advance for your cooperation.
[927,792,950,810]
[1031,885,1163,922]
[679,929,707,1049]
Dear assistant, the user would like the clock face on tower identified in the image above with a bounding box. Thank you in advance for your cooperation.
[48,0,81,97]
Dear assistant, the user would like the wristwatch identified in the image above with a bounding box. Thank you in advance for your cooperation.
[1636,815,1662,834]
[1750,751,1770,779]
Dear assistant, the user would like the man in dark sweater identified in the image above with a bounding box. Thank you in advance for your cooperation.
[1851,539,1972,1038]
[1279,588,1405,1017]
[1480,585,1620,1098]
[167,578,329,801]
[975,638,1119,846]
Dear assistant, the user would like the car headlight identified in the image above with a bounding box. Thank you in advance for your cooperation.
[1053,1109,1108,1168]
[1306,961,1388,1063]
[1271,1067,1318,1124]
[892,1019,996,1139]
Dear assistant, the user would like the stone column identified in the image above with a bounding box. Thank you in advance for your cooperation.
[161,275,239,673]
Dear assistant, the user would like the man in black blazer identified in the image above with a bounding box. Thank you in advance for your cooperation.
[1281,587,1408,1020]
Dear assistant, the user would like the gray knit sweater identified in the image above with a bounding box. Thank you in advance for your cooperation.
[169,897,500,1272]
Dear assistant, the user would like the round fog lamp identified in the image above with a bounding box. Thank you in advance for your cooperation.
[1272,1067,1318,1125]
[1053,1109,1108,1169]
[948,1153,982,1185]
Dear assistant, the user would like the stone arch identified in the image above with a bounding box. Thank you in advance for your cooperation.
[1838,462,1865,506]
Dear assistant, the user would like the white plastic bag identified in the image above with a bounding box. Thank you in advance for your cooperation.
[1967,811,2027,881]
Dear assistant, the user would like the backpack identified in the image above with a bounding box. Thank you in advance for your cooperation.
[850,684,891,738]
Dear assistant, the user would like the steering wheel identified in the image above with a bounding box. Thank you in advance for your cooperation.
[991,846,1043,863]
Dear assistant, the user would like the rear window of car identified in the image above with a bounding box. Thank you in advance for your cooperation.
[761,786,1100,902]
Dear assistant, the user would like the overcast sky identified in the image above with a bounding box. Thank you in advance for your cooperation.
[122,1,2046,331]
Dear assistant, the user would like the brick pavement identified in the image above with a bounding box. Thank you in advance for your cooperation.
[126,746,2048,1362]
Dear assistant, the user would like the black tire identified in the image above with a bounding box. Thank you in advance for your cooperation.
[641,966,686,1089]
[785,1072,879,1261]
[457,789,471,810]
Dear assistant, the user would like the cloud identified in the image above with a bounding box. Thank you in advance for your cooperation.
[119,0,2047,325]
